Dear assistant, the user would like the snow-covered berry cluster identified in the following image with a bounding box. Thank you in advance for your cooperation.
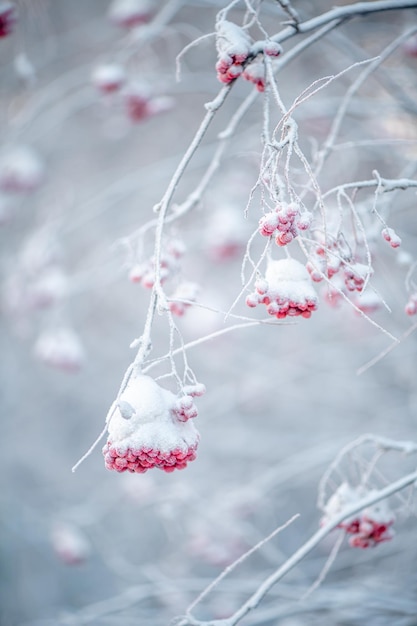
[322,482,394,549]
[103,375,203,474]
[246,258,318,319]
[0,145,44,194]
[215,20,252,84]
[129,240,185,288]
[381,227,402,248]
[215,20,282,89]
[405,292,417,316]
[306,232,376,310]
[2,229,68,318]
[168,281,199,317]
[92,63,126,94]
[306,244,341,282]
[51,523,91,566]
[204,205,247,261]
[33,327,85,372]
[0,1,16,38]
[343,261,371,292]
[123,85,174,123]
[92,69,173,123]
[108,0,153,29]
[259,203,312,246]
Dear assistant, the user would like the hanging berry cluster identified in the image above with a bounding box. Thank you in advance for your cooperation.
[107,0,153,29]
[322,483,395,549]
[246,258,318,319]
[129,239,185,288]
[0,2,16,38]
[103,375,204,473]
[215,20,281,89]
[259,202,312,246]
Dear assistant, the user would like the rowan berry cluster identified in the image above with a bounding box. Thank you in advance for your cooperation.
[259,203,312,246]
[342,512,394,549]
[215,20,252,85]
[33,328,85,372]
[51,523,91,566]
[92,64,126,94]
[0,2,16,38]
[246,258,318,319]
[0,146,44,194]
[107,0,153,29]
[215,20,281,89]
[168,282,199,317]
[306,234,375,308]
[381,227,402,248]
[103,375,203,474]
[322,482,394,549]
[204,205,247,261]
[405,293,417,316]
[129,240,184,288]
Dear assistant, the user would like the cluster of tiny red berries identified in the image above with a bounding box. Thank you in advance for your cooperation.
[246,260,318,319]
[307,243,372,294]
[339,515,394,549]
[168,282,199,317]
[259,203,312,246]
[246,278,317,319]
[129,240,184,288]
[171,383,205,420]
[103,442,198,473]
[108,0,153,29]
[381,227,402,248]
[405,293,417,316]
[215,20,281,88]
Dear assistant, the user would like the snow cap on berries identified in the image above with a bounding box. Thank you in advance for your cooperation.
[0,145,44,193]
[216,20,252,63]
[51,523,91,565]
[205,206,247,261]
[108,0,153,28]
[33,327,85,372]
[321,482,359,526]
[381,227,401,249]
[264,40,282,57]
[103,375,200,473]
[343,262,371,292]
[246,258,318,319]
[92,63,126,93]
[168,281,199,317]
[215,20,252,84]
[322,482,395,549]
[28,266,68,310]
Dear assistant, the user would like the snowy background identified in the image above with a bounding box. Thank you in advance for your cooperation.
[1,2,417,625]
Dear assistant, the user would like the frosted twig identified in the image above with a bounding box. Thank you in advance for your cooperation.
[357,320,417,375]
[71,424,108,473]
[179,467,417,626]
[313,26,417,180]
[186,514,300,615]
